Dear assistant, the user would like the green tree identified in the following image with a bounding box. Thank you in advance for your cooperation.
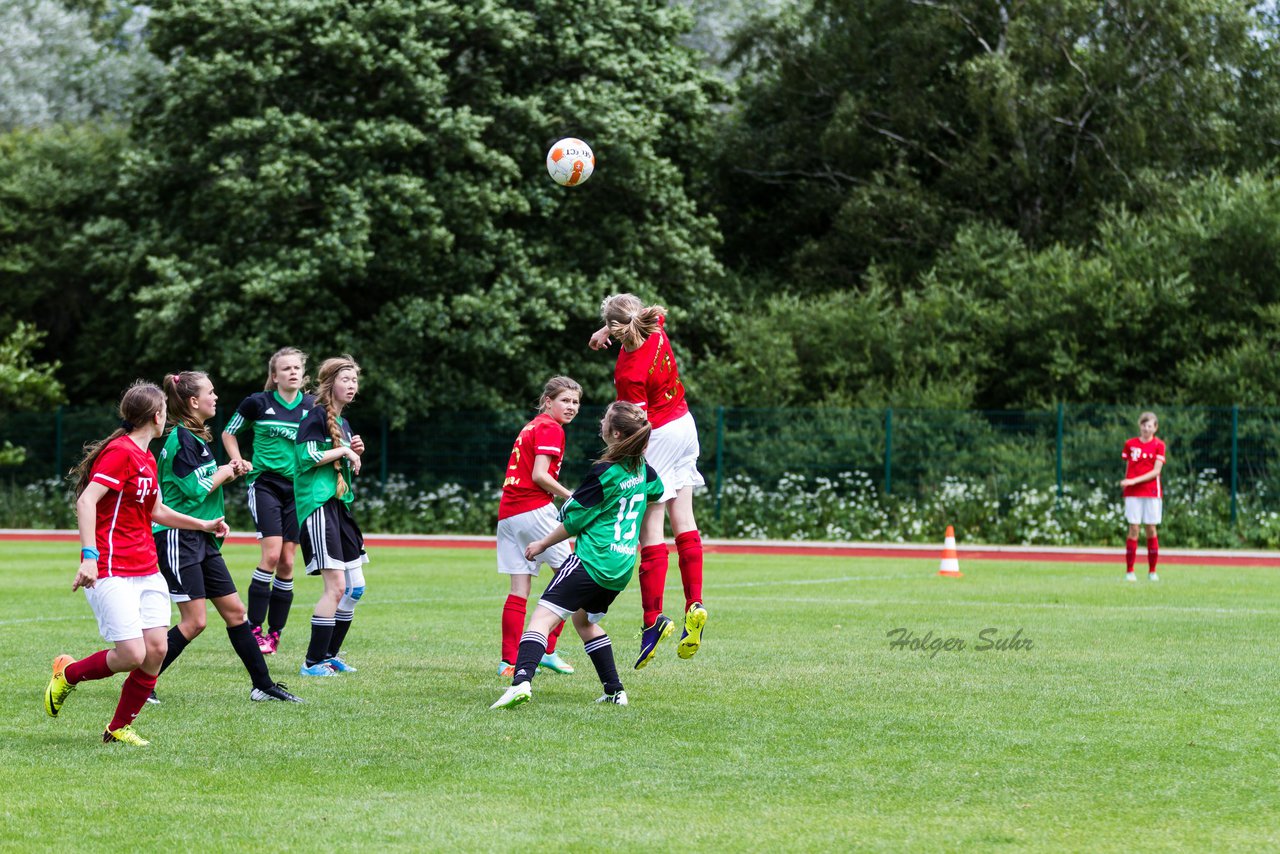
[0,321,65,465]
[103,0,724,420]
[714,0,1280,289]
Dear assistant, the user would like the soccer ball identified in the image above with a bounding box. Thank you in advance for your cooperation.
[546,138,595,187]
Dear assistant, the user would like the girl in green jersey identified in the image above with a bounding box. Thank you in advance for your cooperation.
[491,402,664,710]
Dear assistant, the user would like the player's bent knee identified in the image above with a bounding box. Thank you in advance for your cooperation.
[350,585,365,601]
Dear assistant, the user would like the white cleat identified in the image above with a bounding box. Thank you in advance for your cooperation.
[1125,572,1136,582]
[1148,572,1159,582]
[490,682,532,710]
[595,690,628,706]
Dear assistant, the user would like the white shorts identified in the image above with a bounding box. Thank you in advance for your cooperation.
[84,572,171,643]
[496,504,572,576]
[1124,497,1163,526]
[646,411,705,503]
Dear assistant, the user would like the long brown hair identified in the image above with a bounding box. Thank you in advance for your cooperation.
[265,346,308,392]
[599,402,650,473]
[536,376,582,413]
[314,355,360,498]
[163,371,212,442]
[601,293,667,351]
[70,381,165,495]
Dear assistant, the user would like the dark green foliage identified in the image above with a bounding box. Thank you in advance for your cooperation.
[93,0,724,421]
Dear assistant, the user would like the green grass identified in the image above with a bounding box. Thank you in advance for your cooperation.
[4,541,1280,852]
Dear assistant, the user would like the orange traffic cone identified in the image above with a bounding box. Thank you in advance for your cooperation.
[938,525,962,577]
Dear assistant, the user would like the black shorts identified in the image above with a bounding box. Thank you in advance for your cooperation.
[537,555,621,622]
[155,529,238,602]
[247,472,300,543]
[301,499,368,575]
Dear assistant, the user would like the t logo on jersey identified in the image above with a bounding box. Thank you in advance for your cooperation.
[136,476,156,501]
[1130,447,1143,461]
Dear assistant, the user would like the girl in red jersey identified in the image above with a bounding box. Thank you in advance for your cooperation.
[495,377,582,677]
[1120,411,1166,582]
[44,381,229,746]
[588,294,708,669]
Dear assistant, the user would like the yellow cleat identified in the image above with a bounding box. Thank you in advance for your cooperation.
[102,725,150,746]
[677,603,708,660]
[44,654,75,718]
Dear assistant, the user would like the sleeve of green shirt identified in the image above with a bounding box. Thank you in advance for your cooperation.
[560,463,607,538]
[170,428,217,501]
[295,407,330,471]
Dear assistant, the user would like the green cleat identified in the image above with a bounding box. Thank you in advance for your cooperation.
[102,725,150,746]
[44,654,75,718]
[677,603,708,660]
[539,651,575,674]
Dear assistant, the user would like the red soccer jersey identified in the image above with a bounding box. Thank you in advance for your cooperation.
[498,414,566,520]
[613,315,689,429]
[89,435,161,577]
[1122,437,1166,498]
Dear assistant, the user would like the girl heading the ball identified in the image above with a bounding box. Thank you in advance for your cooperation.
[490,402,663,710]
[588,294,707,670]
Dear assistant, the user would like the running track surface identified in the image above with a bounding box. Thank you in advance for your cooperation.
[6,530,1279,567]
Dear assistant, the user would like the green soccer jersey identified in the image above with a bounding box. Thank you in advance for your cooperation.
[224,390,315,482]
[294,404,356,524]
[153,425,224,539]
[559,460,664,591]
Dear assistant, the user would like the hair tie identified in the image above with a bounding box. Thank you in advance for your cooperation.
[120,419,135,431]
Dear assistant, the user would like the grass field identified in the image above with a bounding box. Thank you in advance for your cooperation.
[4,541,1280,852]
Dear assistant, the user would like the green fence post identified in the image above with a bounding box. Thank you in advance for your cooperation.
[380,416,389,484]
[1055,402,1064,499]
[884,408,893,495]
[1230,404,1239,526]
[54,405,64,480]
[714,406,725,522]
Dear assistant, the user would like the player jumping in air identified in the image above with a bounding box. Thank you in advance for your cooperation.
[589,294,708,668]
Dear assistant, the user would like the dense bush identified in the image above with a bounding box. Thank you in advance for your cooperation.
[5,468,1273,549]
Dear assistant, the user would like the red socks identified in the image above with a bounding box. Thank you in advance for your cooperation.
[674,530,704,612]
[107,669,157,732]
[501,595,525,663]
[639,544,670,626]
[1125,538,1138,573]
[546,621,565,654]
[65,649,114,685]
[1147,537,1159,573]
[502,593,568,661]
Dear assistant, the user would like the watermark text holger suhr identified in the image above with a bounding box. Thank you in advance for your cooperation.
[886,627,1033,658]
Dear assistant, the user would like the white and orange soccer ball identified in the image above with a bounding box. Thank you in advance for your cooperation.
[546,138,595,187]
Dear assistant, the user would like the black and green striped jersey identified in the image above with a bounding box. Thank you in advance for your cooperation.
[294,404,356,524]
[559,460,664,591]
[224,390,315,482]
[153,425,224,538]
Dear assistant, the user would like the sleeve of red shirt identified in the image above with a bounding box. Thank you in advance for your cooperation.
[613,359,648,408]
[90,443,131,492]
[531,421,564,461]
[1156,439,1167,461]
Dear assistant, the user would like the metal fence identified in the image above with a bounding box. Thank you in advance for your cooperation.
[3,404,1277,520]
